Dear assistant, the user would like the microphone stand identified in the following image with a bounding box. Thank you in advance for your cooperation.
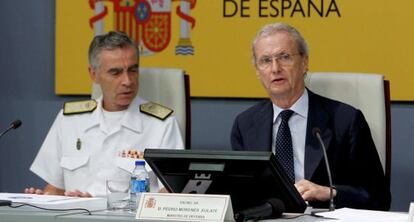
[0,120,22,207]
[0,126,14,138]
[314,130,335,211]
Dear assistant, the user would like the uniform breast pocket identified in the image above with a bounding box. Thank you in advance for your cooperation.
[115,157,136,174]
[59,155,90,191]
[60,156,89,171]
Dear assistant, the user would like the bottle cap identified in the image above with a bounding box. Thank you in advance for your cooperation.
[135,160,145,166]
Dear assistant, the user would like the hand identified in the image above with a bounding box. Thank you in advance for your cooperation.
[294,179,336,202]
[158,187,169,193]
[24,184,65,196]
[64,189,92,197]
[24,187,46,195]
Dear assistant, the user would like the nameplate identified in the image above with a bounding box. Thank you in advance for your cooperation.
[136,193,234,221]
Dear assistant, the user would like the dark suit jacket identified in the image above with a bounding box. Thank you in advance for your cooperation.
[231,90,391,210]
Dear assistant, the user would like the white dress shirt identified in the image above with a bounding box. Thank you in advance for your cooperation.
[272,89,309,182]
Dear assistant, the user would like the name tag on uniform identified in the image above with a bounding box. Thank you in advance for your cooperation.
[136,193,234,222]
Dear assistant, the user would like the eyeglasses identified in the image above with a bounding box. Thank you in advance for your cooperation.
[256,52,300,70]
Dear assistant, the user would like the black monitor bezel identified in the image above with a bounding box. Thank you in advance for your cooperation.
[144,149,307,213]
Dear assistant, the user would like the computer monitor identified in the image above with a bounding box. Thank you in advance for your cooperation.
[144,149,307,214]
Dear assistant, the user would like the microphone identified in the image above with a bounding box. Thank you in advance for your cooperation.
[234,198,285,222]
[0,200,11,207]
[312,127,335,211]
[0,120,22,139]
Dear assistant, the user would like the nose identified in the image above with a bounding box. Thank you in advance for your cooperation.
[269,58,280,74]
[120,71,132,86]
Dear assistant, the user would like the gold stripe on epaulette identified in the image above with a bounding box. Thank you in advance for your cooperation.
[63,100,97,115]
[140,102,173,120]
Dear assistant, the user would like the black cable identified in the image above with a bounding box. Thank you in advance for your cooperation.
[281,213,306,219]
[9,203,92,215]
[278,212,334,220]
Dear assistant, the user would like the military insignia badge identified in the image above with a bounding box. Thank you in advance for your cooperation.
[76,138,82,150]
[140,102,173,120]
[63,100,97,115]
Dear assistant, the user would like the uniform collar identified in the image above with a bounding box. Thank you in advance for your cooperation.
[81,96,145,134]
[120,96,145,133]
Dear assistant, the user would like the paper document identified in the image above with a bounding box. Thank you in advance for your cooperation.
[0,193,106,211]
[316,207,408,222]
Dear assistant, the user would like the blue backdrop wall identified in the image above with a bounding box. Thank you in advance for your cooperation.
[0,0,413,211]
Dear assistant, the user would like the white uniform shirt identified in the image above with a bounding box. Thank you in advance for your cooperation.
[30,96,184,197]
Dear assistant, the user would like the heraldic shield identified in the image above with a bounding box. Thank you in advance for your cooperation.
[90,0,173,54]
[134,0,171,53]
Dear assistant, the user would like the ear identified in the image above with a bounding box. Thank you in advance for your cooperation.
[255,68,261,79]
[88,65,99,83]
[302,55,309,74]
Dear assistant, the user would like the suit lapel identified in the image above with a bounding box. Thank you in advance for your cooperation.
[246,100,273,151]
[305,91,333,179]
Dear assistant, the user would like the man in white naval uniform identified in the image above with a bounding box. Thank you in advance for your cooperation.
[25,31,184,197]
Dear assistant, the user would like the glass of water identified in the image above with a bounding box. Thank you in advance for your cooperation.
[106,180,130,211]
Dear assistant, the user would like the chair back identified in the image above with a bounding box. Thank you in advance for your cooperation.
[91,67,191,147]
[306,72,391,181]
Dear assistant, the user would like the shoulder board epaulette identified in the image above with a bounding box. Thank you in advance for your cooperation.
[140,102,173,120]
[63,100,97,115]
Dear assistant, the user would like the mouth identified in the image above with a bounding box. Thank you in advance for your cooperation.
[119,91,135,97]
[272,77,285,84]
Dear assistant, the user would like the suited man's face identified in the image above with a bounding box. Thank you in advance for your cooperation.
[254,31,308,107]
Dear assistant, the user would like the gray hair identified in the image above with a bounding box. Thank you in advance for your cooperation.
[251,22,308,64]
[88,31,138,71]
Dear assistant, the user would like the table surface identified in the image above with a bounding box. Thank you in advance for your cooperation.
[0,206,325,222]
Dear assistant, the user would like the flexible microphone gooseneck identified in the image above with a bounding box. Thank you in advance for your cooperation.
[0,120,22,139]
[234,198,285,222]
[312,127,335,211]
[0,120,22,207]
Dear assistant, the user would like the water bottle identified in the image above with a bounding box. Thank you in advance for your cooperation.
[130,160,149,211]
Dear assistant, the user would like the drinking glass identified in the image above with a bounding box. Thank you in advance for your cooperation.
[106,180,130,211]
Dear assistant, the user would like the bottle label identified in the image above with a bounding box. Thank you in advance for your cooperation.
[131,179,147,193]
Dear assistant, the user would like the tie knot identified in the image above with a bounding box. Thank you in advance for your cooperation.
[279,110,294,122]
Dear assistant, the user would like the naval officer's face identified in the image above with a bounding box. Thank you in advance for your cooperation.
[89,46,139,111]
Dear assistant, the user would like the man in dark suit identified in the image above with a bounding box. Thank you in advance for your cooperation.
[231,22,390,210]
